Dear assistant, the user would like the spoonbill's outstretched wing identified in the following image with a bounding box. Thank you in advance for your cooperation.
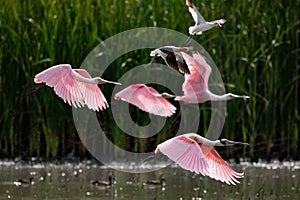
[34,64,84,108]
[156,135,210,175]
[114,84,176,117]
[202,146,244,185]
[73,69,109,111]
[181,52,211,98]
[156,133,245,185]
[191,52,212,88]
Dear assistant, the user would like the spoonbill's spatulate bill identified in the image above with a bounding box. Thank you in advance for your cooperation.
[186,0,226,35]
[155,133,249,185]
[114,84,176,117]
[164,52,249,103]
[27,64,121,111]
[150,46,193,74]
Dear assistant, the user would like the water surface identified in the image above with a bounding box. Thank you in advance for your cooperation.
[0,160,299,199]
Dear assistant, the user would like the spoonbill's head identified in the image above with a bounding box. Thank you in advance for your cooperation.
[216,19,227,27]
[97,77,122,85]
[218,139,249,146]
[161,92,176,99]
[154,147,160,154]
[226,93,250,100]
[150,49,160,57]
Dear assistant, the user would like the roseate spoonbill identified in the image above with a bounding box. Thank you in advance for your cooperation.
[114,84,176,117]
[186,0,226,35]
[155,133,249,185]
[150,46,193,74]
[26,64,121,111]
[14,177,34,186]
[91,175,115,187]
[162,52,249,103]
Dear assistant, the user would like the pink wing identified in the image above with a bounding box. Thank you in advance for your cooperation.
[34,64,84,108]
[181,52,211,98]
[73,69,108,111]
[114,84,176,117]
[192,53,211,87]
[156,135,210,175]
[202,146,244,185]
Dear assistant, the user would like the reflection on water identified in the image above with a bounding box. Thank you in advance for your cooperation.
[0,160,299,199]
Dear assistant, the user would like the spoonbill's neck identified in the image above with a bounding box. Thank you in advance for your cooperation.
[207,91,234,101]
[72,71,99,84]
[185,133,219,146]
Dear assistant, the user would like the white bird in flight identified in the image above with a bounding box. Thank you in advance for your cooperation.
[186,0,226,35]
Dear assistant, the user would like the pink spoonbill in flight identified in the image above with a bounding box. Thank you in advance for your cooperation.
[162,52,250,103]
[114,84,176,117]
[155,133,249,185]
[26,64,121,111]
[150,46,193,75]
[186,0,226,35]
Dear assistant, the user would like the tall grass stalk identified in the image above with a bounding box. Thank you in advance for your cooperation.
[0,0,298,160]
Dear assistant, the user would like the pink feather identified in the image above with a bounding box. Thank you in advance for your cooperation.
[74,69,108,111]
[156,134,245,185]
[156,135,210,176]
[34,64,111,111]
[180,52,211,100]
[114,84,176,117]
[35,64,84,108]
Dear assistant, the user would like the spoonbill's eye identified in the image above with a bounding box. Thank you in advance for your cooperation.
[220,139,228,144]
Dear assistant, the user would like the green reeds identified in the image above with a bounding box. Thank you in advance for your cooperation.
[0,0,298,160]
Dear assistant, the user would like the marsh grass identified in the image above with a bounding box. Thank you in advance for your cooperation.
[0,0,299,159]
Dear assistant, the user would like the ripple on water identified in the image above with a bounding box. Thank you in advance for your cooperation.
[0,160,299,199]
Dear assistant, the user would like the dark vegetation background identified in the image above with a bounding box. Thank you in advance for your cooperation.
[0,0,299,161]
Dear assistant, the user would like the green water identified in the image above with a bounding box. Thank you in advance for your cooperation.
[0,161,299,199]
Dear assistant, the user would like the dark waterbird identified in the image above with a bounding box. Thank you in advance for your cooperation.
[143,176,166,190]
[14,177,34,186]
[91,175,115,187]
[145,178,166,186]
[150,46,193,75]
